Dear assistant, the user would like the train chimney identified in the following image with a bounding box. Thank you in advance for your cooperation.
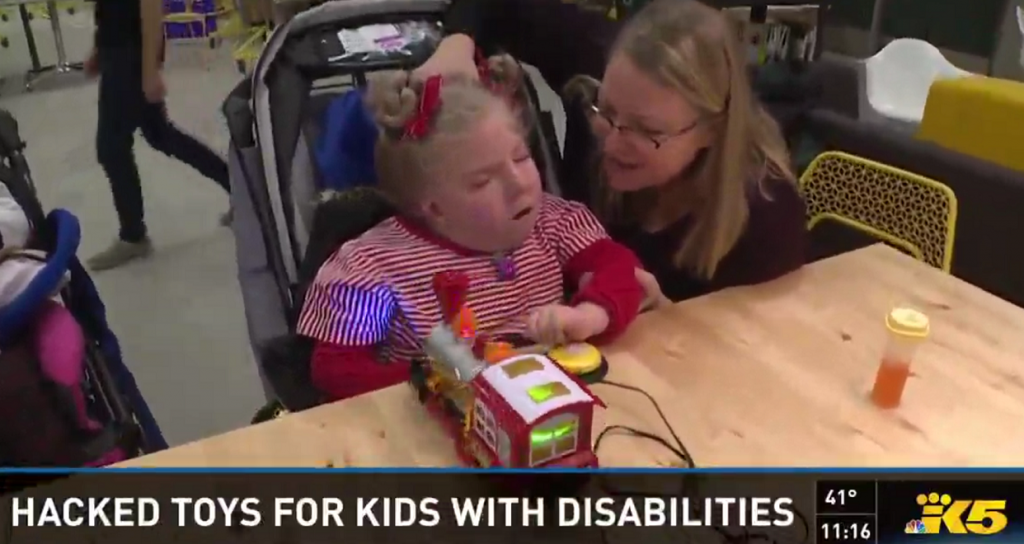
[433,271,470,324]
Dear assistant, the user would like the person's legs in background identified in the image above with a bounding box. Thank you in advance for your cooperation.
[90,47,153,271]
[89,48,233,272]
[138,101,232,227]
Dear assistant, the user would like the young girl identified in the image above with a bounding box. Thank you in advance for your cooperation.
[296,56,645,402]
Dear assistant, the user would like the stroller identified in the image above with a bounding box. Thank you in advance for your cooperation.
[0,109,167,470]
[222,0,565,421]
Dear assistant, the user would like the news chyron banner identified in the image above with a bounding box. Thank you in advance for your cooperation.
[0,471,1019,543]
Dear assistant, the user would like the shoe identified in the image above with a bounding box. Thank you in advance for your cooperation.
[220,208,233,226]
[87,238,153,271]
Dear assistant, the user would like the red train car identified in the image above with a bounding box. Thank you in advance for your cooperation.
[409,271,605,468]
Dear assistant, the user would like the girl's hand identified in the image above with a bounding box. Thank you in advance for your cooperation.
[525,303,609,346]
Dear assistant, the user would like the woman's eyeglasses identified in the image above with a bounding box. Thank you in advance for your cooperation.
[587,103,699,150]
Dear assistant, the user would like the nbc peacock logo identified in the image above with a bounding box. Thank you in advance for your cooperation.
[905,519,928,534]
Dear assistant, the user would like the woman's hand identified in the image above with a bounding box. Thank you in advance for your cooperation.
[525,303,609,346]
[577,268,671,313]
[412,34,480,81]
[635,268,671,311]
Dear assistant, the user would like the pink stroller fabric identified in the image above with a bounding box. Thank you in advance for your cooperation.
[31,300,125,466]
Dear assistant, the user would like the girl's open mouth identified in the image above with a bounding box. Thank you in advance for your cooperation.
[513,207,533,220]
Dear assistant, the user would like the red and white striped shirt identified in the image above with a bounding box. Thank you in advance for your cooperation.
[297,195,614,363]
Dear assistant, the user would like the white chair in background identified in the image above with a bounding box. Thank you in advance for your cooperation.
[864,38,972,126]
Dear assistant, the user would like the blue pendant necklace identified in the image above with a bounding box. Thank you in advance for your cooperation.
[492,252,516,281]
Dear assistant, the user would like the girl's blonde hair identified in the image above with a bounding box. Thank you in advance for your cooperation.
[363,54,525,213]
[567,0,795,279]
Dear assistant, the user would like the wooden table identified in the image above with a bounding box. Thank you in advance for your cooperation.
[121,245,1024,468]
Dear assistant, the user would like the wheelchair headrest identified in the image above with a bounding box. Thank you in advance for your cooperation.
[0,209,80,348]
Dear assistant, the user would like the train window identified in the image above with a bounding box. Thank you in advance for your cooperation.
[502,357,545,379]
[474,400,498,450]
[474,411,486,436]
[530,415,580,466]
[527,381,571,404]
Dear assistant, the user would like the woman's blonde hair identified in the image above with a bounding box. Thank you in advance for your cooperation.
[363,54,525,213]
[567,0,795,279]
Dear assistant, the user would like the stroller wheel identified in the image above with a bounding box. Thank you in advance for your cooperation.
[67,7,75,14]
[0,38,8,48]
[1,13,8,21]
[251,400,288,424]
[236,59,246,75]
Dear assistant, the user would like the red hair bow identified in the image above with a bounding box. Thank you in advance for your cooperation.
[475,49,501,95]
[475,49,491,79]
[403,75,443,140]
[475,49,515,102]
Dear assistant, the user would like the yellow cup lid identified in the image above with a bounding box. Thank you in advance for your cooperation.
[886,307,930,338]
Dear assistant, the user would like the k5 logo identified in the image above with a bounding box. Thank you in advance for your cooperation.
[917,493,1008,535]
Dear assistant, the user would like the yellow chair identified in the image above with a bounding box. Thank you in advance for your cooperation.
[213,0,245,38]
[799,151,958,271]
[917,76,1024,174]
[206,0,269,73]
[231,23,268,74]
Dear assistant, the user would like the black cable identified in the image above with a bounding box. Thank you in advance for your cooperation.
[594,379,694,468]
[591,378,810,544]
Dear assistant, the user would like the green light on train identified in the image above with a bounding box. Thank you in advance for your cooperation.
[530,421,576,445]
[527,381,570,403]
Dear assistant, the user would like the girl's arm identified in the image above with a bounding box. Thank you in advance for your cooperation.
[537,197,644,343]
[297,253,406,402]
[563,239,643,343]
[442,0,621,90]
[309,343,409,401]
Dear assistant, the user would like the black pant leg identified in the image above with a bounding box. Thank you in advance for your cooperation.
[95,48,147,243]
[139,102,230,193]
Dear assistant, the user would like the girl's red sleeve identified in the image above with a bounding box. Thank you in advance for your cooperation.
[536,196,644,344]
[297,244,407,401]
[310,343,409,401]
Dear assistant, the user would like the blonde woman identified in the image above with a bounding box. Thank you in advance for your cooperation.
[419,0,808,302]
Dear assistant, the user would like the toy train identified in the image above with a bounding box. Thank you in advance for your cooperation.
[409,271,609,468]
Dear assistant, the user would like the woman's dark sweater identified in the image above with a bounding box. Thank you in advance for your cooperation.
[444,0,813,301]
[610,179,807,302]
